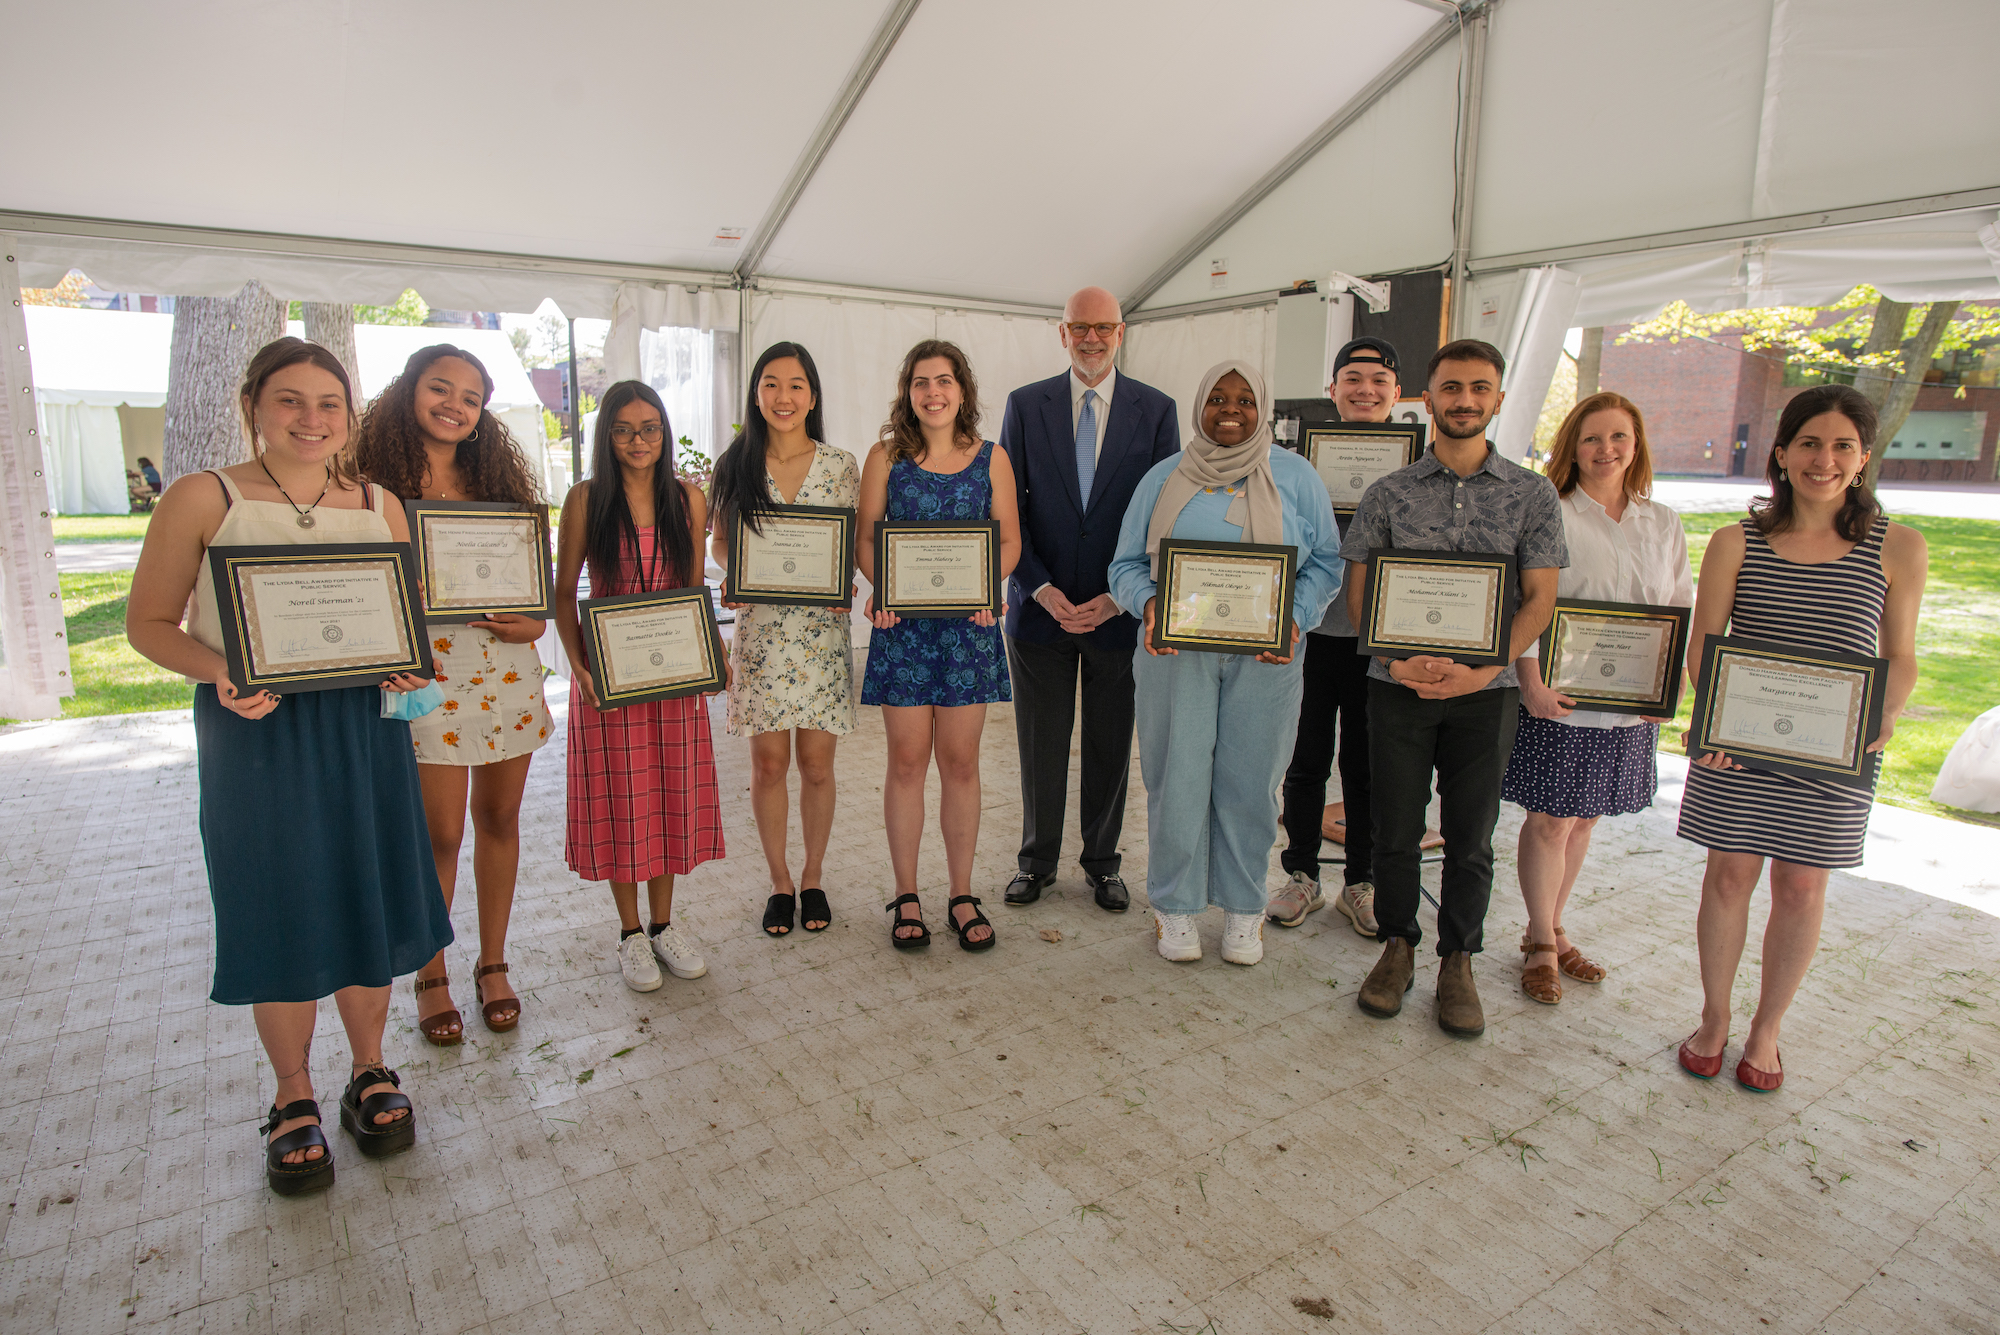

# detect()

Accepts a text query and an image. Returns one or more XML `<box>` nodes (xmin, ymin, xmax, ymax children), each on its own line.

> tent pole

<box><xmin>568</xmin><ymin>318</ymin><xmax>581</xmax><ymax>483</ymax></box>
<box><xmin>1447</xmin><ymin>2</ymin><xmax>1491</xmax><ymax>339</ymax></box>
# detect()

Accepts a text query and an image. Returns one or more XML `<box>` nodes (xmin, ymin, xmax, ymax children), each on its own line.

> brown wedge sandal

<box><xmin>474</xmin><ymin>962</ymin><xmax>520</xmax><ymax>1033</ymax></box>
<box><xmin>414</xmin><ymin>973</ymin><xmax>463</xmax><ymax>1045</ymax></box>
<box><xmin>1553</xmin><ymin>927</ymin><xmax>1607</xmax><ymax>984</ymax></box>
<box><xmin>1519</xmin><ymin>940</ymin><xmax>1563</xmax><ymax>1005</ymax></box>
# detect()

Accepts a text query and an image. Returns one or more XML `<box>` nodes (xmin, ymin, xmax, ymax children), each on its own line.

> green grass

<box><xmin>56</xmin><ymin>571</ymin><xmax>194</xmax><ymax>719</ymax></box>
<box><xmin>53</xmin><ymin>514</ymin><xmax>152</xmax><ymax>543</ymax></box>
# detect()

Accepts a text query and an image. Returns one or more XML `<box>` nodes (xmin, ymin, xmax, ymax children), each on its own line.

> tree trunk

<box><xmin>161</xmin><ymin>281</ymin><xmax>285</xmax><ymax>486</ymax></box>
<box><xmin>1574</xmin><ymin>326</ymin><xmax>1603</xmax><ymax>399</ymax></box>
<box><xmin>1851</xmin><ymin>296</ymin><xmax>1911</xmax><ymax>412</ymax></box>
<box><xmin>1854</xmin><ymin>298</ymin><xmax>1957</xmax><ymax>486</ymax></box>
<box><xmin>302</xmin><ymin>302</ymin><xmax>360</xmax><ymax>399</ymax></box>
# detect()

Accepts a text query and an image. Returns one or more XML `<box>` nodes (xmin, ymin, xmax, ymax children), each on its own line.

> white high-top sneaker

<box><xmin>1221</xmin><ymin>912</ymin><xmax>1265</xmax><ymax>965</ymax></box>
<box><xmin>1155</xmin><ymin>912</ymin><xmax>1202</xmax><ymax>962</ymax></box>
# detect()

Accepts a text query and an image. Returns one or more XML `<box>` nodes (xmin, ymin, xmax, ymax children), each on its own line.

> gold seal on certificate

<box><xmin>1690</xmin><ymin>636</ymin><xmax>1886</xmax><ymax>789</ymax></box>
<box><xmin>208</xmin><ymin>543</ymin><xmax>434</xmax><ymax>694</ymax></box>
<box><xmin>1151</xmin><ymin>538</ymin><xmax>1298</xmax><ymax>656</ymax></box>
<box><xmin>579</xmin><ymin>586</ymin><xmax>727</xmax><ymax>707</ymax></box>
<box><xmin>1537</xmin><ymin>599</ymin><xmax>1691</xmax><ymax>715</ymax></box>
<box><xmin>874</xmin><ymin>520</ymin><xmax>1000</xmax><ymax>617</ymax></box>
<box><xmin>1303</xmin><ymin>421</ymin><xmax>1424</xmax><ymax>514</ymax></box>
<box><xmin>723</xmin><ymin>504</ymin><xmax>855</xmax><ymax>607</ymax></box>
<box><xmin>403</xmin><ymin>500</ymin><xmax>553</xmax><ymax>622</ymax></box>
<box><xmin>1359</xmin><ymin>548</ymin><xmax>1516</xmax><ymax>666</ymax></box>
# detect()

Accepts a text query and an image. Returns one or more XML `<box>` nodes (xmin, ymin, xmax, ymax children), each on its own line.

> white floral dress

<box><xmin>410</xmin><ymin>630</ymin><xmax>554</xmax><ymax>764</ymax></box>
<box><xmin>726</xmin><ymin>442</ymin><xmax>860</xmax><ymax>737</ymax></box>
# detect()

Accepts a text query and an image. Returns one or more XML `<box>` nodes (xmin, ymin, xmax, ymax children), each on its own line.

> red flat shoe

<box><xmin>1677</xmin><ymin>1034</ymin><xmax>1724</xmax><ymax>1079</ymax></box>
<box><xmin>1736</xmin><ymin>1052</ymin><xmax>1783</xmax><ymax>1093</ymax></box>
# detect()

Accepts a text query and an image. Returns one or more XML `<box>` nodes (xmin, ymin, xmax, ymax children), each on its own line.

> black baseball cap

<box><xmin>1331</xmin><ymin>337</ymin><xmax>1401</xmax><ymax>378</ymax></box>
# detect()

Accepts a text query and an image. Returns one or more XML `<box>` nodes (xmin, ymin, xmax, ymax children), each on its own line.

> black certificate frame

<box><xmin>723</xmin><ymin>503</ymin><xmax>856</xmax><ymax>607</ymax></box>
<box><xmin>1359</xmin><ymin>547</ymin><xmax>1517</xmax><ymax>666</ymax></box>
<box><xmin>1302</xmin><ymin>420</ymin><xmax>1426</xmax><ymax>515</ymax></box>
<box><xmin>402</xmin><ymin>499</ymin><xmax>554</xmax><ymax>623</ymax></box>
<box><xmin>1537</xmin><ymin>598</ymin><xmax>1692</xmax><ymax>716</ymax></box>
<box><xmin>1689</xmin><ymin>635</ymin><xmax>1887</xmax><ymax>790</ymax></box>
<box><xmin>208</xmin><ymin>542</ymin><xmax>433</xmax><ymax>696</ymax></box>
<box><xmin>873</xmin><ymin>520</ymin><xmax>1001</xmax><ymax>618</ymax></box>
<box><xmin>579</xmin><ymin>585</ymin><xmax>728</xmax><ymax>708</ymax></box>
<box><xmin>1150</xmin><ymin>538</ymin><xmax>1298</xmax><ymax>656</ymax></box>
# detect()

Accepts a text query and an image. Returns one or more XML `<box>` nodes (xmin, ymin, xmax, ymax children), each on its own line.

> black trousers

<box><xmin>1006</xmin><ymin>632</ymin><xmax>1134</xmax><ymax>877</ymax></box>
<box><xmin>1367</xmin><ymin>677</ymin><xmax>1520</xmax><ymax>956</ymax></box>
<box><xmin>1279</xmin><ymin>632</ymin><xmax>1373</xmax><ymax>884</ymax></box>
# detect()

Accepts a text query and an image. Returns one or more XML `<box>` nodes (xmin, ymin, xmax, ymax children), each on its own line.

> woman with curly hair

<box><xmin>355</xmin><ymin>344</ymin><xmax>552</xmax><ymax>1042</ymax></box>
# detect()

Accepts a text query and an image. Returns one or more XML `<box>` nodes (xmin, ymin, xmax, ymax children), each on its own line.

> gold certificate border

<box><xmin>1160</xmin><ymin>548</ymin><xmax>1291</xmax><ymax>649</ymax></box>
<box><xmin>1701</xmin><ymin>648</ymin><xmax>1874</xmax><ymax>776</ymax></box>
<box><xmin>1366</xmin><ymin>556</ymin><xmax>1505</xmax><ymax>657</ymax></box>
<box><xmin>877</xmin><ymin>523</ymin><xmax>998</xmax><ymax>614</ymax></box>
<box><xmin>416</xmin><ymin>512</ymin><xmax>547</xmax><ymax>611</ymax></box>
<box><xmin>593</xmin><ymin>601</ymin><xmax>717</xmax><ymax>698</ymax></box>
<box><xmin>1153</xmin><ymin>539</ymin><xmax>1297</xmax><ymax>655</ymax></box>
<box><xmin>1547</xmin><ymin>606</ymin><xmax>1673</xmax><ymax>702</ymax></box>
<box><xmin>216</xmin><ymin>546</ymin><xmax>429</xmax><ymax>692</ymax></box>
<box><xmin>404</xmin><ymin>500</ymin><xmax>553</xmax><ymax>620</ymax></box>
<box><xmin>727</xmin><ymin>507</ymin><xmax>853</xmax><ymax>601</ymax></box>
<box><xmin>583</xmin><ymin>587</ymin><xmax>726</xmax><ymax>708</ymax></box>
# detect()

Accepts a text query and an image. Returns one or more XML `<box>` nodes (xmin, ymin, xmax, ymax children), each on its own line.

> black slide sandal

<box><xmin>340</xmin><ymin>1065</ymin><xmax>415</xmax><ymax>1158</ymax></box>
<box><xmin>763</xmin><ymin>893</ymin><xmax>796</xmax><ymax>936</ymax></box>
<box><xmin>885</xmin><ymin>893</ymin><xmax>930</xmax><ymax>949</ymax></box>
<box><xmin>800</xmin><ymin>888</ymin><xmax>832</xmax><ymax>932</ymax></box>
<box><xmin>262</xmin><ymin>1098</ymin><xmax>334</xmax><ymax>1196</ymax></box>
<box><xmin>947</xmin><ymin>895</ymin><xmax>997</xmax><ymax>952</ymax></box>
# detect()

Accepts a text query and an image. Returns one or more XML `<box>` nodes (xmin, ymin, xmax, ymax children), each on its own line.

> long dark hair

<box><xmin>709</xmin><ymin>341</ymin><xmax>825</xmax><ymax>536</ymax></box>
<box><xmin>585</xmin><ymin>380</ymin><xmax>697</xmax><ymax>594</ymax></box>
<box><xmin>1750</xmin><ymin>384</ymin><xmax>1882</xmax><ymax>542</ymax></box>
<box><xmin>880</xmin><ymin>339</ymin><xmax>981</xmax><ymax>465</ymax></box>
<box><xmin>355</xmin><ymin>343</ymin><xmax>540</xmax><ymax>505</ymax></box>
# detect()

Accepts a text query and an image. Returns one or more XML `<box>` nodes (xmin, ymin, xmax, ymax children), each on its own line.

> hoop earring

<box><xmin>1849</xmin><ymin>473</ymin><xmax>1864</xmax><ymax>489</ymax></box>
<box><xmin>467</xmin><ymin>427</ymin><xmax>479</xmax><ymax>443</ymax></box>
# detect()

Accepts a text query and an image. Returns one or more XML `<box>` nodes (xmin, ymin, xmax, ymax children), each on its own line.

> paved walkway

<box><xmin>1</xmin><ymin>684</ymin><xmax>1996</xmax><ymax>1333</ymax></box>
<box><xmin>1655</xmin><ymin>477</ymin><xmax>2000</xmax><ymax>521</ymax></box>
<box><xmin>54</xmin><ymin>542</ymin><xmax>145</xmax><ymax>574</ymax></box>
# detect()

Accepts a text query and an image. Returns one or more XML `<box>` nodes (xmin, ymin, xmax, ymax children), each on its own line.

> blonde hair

<box><xmin>1545</xmin><ymin>391</ymin><xmax>1652</xmax><ymax>500</ymax></box>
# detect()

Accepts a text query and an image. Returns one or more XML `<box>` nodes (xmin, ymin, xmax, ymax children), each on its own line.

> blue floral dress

<box><xmin>861</xmin><ymin>441</ymin><xmax>1012</xmax><ymax>708</ymax></box>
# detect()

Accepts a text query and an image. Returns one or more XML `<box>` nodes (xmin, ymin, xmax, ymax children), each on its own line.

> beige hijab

<box><xmin>1145</xmin><ymin>359</ymin><xmax>1285</xmax><ymax>575</ymax></box>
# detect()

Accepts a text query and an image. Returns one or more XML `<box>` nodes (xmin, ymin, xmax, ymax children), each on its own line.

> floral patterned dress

<box><xmin>726</xmin><ymin>442</ymin><xmax>861</xmax><ymax>737</ymax></box>
<box><xmin>410</xmin><ymin>631</ymin><xmax>553</xmax><ymax>764</ymax></box>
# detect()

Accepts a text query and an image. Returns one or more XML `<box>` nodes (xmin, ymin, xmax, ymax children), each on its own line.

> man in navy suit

<box><xmin>998</xmin><ymin>286</ymin><xmax>1181</xmax><ymax>912</ymax></box>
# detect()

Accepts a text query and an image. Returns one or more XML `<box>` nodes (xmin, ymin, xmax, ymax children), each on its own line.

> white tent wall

<box><xmin>1120</xmin><ymin>306</ymin><xmax>1280</xmax><ymax>431</ymax></box>
<box><xmin>36</xmin><ymin>402</ymin><xmax>127</xmax><ymax>515</ymax></box>
<box><xmin>0</xmin><ymin>244</ymin><xmax>71</xmax><ymax>718</ymax></box>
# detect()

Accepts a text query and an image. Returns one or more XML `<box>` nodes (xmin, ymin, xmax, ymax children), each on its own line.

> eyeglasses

<box><xmin>1064</xmin><ymin>322</ymin><xmax>1122</xmax><ymax>339</ymax></box>
<box><xmin>609</xmin><ymin>424</ymin><xmax>665</xmax><ymax>445</ymax></box>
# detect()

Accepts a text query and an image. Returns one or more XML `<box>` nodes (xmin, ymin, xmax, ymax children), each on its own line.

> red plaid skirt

<box><xmin>565</xmin><ymin>691</ymin><xmax>725</xmax><ymax>882</ymax></box>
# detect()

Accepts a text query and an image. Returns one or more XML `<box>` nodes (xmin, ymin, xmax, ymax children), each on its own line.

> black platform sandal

<box><xmin>885</xmin><ymin>893</ymin><xmax>930</xmax><ymax>949</ymax></box>
<box><xmin>800</xmin><ymin>888</ymin><xmax>832</xmax><ymax>933</ymax></box>
<box><xmin>947</xmin><ymin>895</ymin><xmax>996</xmax><ymax>953</ymax></box>
<box><xmin>762</xmin><ymin>893</ymin><xmax>795</xmax><ymax>936</ymax></box>
<box><xmin>261</xmin><ymin>1098</ymin><xmax>334</xmax><ymax>1196</ymax></box>
<box><xmin>339</xmin><ymin>1065</ymin><xmax>415</xmax><ymax>1158</ymax></box>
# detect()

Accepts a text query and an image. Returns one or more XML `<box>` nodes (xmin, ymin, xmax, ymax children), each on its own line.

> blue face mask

<box><xmin>381</xmin><ymin>679</ymin><xmax>446</xmax><ymax>721</ymax></box>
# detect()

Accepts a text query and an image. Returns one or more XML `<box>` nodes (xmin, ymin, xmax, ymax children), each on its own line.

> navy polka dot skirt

<box><xmin>1502</xmin><ymin>710</ymin><xmax>1659</xmax><ymax>819</ymax></box>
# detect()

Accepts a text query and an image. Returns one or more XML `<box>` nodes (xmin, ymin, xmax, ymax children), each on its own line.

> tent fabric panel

<box><xmin>1134</xmin><ymin>42</ymin><xmax>1462</xmax><ymax>312</ymax></box>
<box><xmin>21</xmin><ymin>307</ymin><xmax>173</xmax><ymax>401</ymax></box>
<box><xmin>933</xmin><ymin>309</ymin><xmax>1066</xmax><ymax>443</ymax></box>
<box><xmin>604</xmin><ymin>283</ymin><xmax>743</xmax><ymax>384</ymax></box>
<box><xmin>0</xmin><ymin>245</ymin><xmax>72</xmax><ymax>716</ymax></box>
<box><xmin>37</xmin><ymin>401</ymin><xmax>129</xmax><ymax>516</ymax></box>
<box><xmin>1119</xmin><ymin>305</ymin><xmax>1278</xmax><ymax>438</ymax></box>
<box><xmin>743</xmin><ymin>293</ymin><xmax>937</xmax><ymax>467</ymax></box>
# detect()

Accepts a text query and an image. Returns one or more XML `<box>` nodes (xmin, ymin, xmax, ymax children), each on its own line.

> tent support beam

<box><xmin>1125</xmin><ymin>291</ymin><xmax>1282</xmax><ymax>325</ymax></box>
<box><xmin>734</xmin><ymin>0</ymin><xmax>926</xmax><ymax>281</ymax></box>
<box><xmin>1121</xmin><ymin>12</ymin><xmax>1460</xmax><ymax>313</ymax></box>
<box><xmin>1446</xmin><ymin>2</ymin><xmax>1491</xmax><ymax>337</ymax></box>
<box><xmin>748</xmin><ymin>275</ymin><xmax>1059</xmax><ymax>320</ymax></box>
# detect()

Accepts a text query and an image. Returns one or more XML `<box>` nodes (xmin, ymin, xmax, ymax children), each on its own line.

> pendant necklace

<box><xmin>260</xmin><ymin>459</ymin><xmax>333</xmax><ymax>529</ymax></box>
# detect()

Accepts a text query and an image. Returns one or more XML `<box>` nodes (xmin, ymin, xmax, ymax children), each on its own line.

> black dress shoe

<box><xmin>1003</xmin><ymin>871</ymin><xmax>1054</xmax><ymax>905</ymax></box>
<box><xmin>1087</xmin><ymin>872</ymin><xmax>1130</xmax><ymax>913</ymax></box>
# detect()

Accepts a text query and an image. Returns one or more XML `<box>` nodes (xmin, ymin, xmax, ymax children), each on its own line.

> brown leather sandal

<box><xmin>474</xmin><ymin>962</ymin><xmax>520</xmax><ymax>1033</ymax></box>
<box><xmin>1519</xmin><ymin>940</ymin><xmax>1563</xmax><ymax>1005</ymax></box>
<box><xmin>414</xmin><ymin>973</ymin><xmax>462</xmax><ymax>1045</ymax></box>
<box><xmin>1553</xmin><ymin>927</ymin><xmax>1607</xmax><ymax>984</ymax></box>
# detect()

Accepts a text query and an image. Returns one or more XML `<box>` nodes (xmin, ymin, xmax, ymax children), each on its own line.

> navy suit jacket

<box><xmin>1000</xmin><ymin>370</ymin><xmax>1180</xmax><ymax>649</ymax></box>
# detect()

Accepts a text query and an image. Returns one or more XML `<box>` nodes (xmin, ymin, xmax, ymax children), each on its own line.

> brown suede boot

<box><xmin>1436</xmin><ymin>951</ymin><xmax>1485</xmax><ymax>1037</ymax></box>
<box><xmin>1357</xmin><ymin>938</ymin><xmax>1416</xmax><ymax>1018</ymax></box>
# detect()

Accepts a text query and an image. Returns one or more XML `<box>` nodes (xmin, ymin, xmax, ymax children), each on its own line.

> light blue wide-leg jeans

<box><xmin>1134</xmin><ymin>646</ymin><xmax>1306</xmax><ymax>915</ymax></box>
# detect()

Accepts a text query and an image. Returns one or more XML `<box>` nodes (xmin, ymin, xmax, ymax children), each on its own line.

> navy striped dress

<box><xmin>1677</xmin><ymin>516</ymin><xmax>1889</xmax><ymax>868</ymax></box>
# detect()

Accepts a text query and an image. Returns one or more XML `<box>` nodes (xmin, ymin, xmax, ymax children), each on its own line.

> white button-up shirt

<box><xmin>1524</xmin><ymin>487</ymin><xmax>1694</xmax><ymax>729</ymax></box>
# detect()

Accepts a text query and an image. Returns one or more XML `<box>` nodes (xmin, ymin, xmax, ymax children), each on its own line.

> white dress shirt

<box><xmin>1523</xmin><ymin>487</ymin><xmax>1694</xmax><ymax>730</ymax></box>
<box><xmin>1070</xmin><ymin>366</ymin><xmax>1116</xmax><ymax>465</ymax></box>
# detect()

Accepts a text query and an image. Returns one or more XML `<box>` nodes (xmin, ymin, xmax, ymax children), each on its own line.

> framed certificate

<box><xmin>207</xmin><ymin>543</ymin><xmax>433</xmax><ymax>695</ymax></box>
<box><xmin>874</xmin><ymin>520</ymin><xmax>1000</xmax><ymax>617</ymax></box>
<box><xmin>723</xmin><ymin>504</ymin><xmax>855</xmax><ymax>607</ymax></box>
<box><xmin>578</xmin><ymin>586</ymin><xmax>727</xmax><ymax>708</ymax></box>
<box><xmin>1537</xmin><ymin>599</ymin><xmax>1691</xmax><ymax>715</ymax></box>
<box><xmin>402</xmin><ymin>500</ymin><xmax>553</xmax><ymax>623</ymax></box>
<box><xmin>1689</xmin><ymin>636</ymin><xmax>1886</xmax><ymax>790</ymax></box>
<box><xmin>1359</xmin><ymin>548</ymin><xmax>1516</xmax><ymax>666</ymax></box>
<box><xmin>1303</xmin><ymin>421</ymin><xmax>1425</xmax><ymax>514</ymax></box>
<box><xmin>1151</xmin><ymin>539</ymin><xmax>1298</xmax><ymax>656</ymax></box>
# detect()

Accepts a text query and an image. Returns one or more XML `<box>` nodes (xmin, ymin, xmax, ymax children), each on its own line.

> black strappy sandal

<box><xmin>947</xmin><ymin>895</ymin><xmax>996</xmax><ymax>953</ymax></box>
<box><xmin>799</xmin><ymin>888</ymin><xmax>832</xmax><ymax>933</ymax></box>
<box><xmin>885</xmin><ymin>893</ymin><xmax>930</xmax><ymax>949</ymax></box>
<box><xmin>763</xmin><ymin>893</ymin><xmax>795</xmax><ymax>936</ymax></box>
<box><xmin>261</xmin><ymin>1098</ymin><xmax>334</xmax><ymax>1196</ymax></box>
<box><xmin>339</xmin><ymin>1065</ymin><xmax>416</xmax><ymax>1158</ymax></box>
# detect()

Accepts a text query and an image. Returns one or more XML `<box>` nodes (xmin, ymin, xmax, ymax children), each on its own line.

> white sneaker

<box><xmin>1335</xmin><ymin>882</ymin><xmax>1380</xmax><ymax>937</ymax></box>
<box><xmin>649</xmin><ymin>921</ymin><xmax>709</xmax><ymax>979</ymax></box>
<box><xmin>618</xmin><ymin>932</ymin><xmax>663</xmax><ymax>992</ymax></box>
<box><xmin>1221</xmin><ymin>912</ymin><xmax>1265</xmax><ymax>965</ymax></box>
<box><xmin>1155</xmin><ymin>912</ymin><xmax>1202</xmax><ymax>962</ymax></box>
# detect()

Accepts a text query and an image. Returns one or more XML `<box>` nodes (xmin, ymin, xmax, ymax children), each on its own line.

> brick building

<box><xmin>1599</xmin><ymin>328</ymin><xmax>2000</xmax><ymax>481</ymax></box>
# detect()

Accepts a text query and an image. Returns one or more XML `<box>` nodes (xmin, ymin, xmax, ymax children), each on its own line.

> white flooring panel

<box><xmin>1</xmin><ymin>683</ymin><xmax>1996</xmax><ymax>1334</ymax></box>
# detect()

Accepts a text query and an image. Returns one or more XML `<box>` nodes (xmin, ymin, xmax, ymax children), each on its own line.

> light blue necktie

<box><xmin>1075</xmin><ymin>388</ymin><xmax>1098</xmax><ymax>507</ymax></box>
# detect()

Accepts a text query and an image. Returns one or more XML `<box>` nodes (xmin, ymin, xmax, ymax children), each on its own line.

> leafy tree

<box><xmin>354</xmin><ymin>289</ymin><xmax>429</xmax><ymax>326</ymax></box>
<box><xmin>20</xmin><ymin>270</ymin><xmax>90</xmax><ymax>306</ymax></box>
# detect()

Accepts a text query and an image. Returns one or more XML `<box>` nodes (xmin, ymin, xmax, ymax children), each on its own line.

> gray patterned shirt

<box><xmin>1339</xmin><ymin>444</ymin><xmax>1568</xmax><ymax>689</ymax></box>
